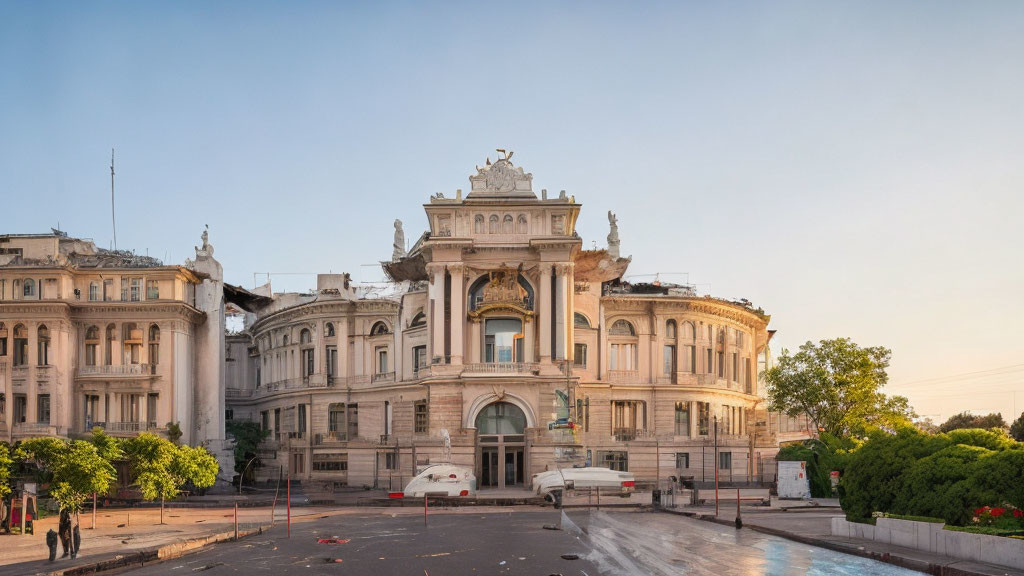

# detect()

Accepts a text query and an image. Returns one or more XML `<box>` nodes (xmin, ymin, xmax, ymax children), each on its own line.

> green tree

<box><xmin>938</xmin><ymin>412</ymin><xmax>1007</xmax><ymax>433</ymax></box>
<box><xmin>226</xmin><ymin>420</ymin><xmax>269</xmax><ymax>477</ymax></box>
<box><xmin>16</xmin><ymin>437</ymin><xmax>117</xmax><ymax>513</ymax></box>
<box><xmin>0</xmin><ymin>442</ymin><xmax>13</xmax><ymax>499</ymax></box>
<box><xmin>1010</xmin><ymin>412</ymin><xmax>1024</xmax><ymax>442</ymax></box>
<box><xmin>764</xmin><ymin>338</ymin><xmax>915</xmax><ymax>437</ymax></box>
<box><xmin>123</xmin><ymin>433</ymin><xmax>218</xmax><ymax>501</ymax></box>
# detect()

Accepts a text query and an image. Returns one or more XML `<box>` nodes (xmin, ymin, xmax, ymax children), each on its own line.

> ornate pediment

<box><xmin>468</xmin><ymin>151</ymin><xmax>535</xmax><ymax>198</ymax></box>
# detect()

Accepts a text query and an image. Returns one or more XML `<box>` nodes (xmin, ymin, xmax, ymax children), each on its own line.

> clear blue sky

<box><xmin>2</xmin><ymin>1</ymin><xmax>1023</xmax><ymax>422</ymax></box>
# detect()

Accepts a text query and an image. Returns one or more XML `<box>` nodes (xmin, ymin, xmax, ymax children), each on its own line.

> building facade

<box><xmin>225</xmin><ymin>154</ymin><xmax>779</xmax><ymax>489</ymax></box>
<box><xmin>0</xmin><ymin>230</ymin><xmax>232</xmax><ymax>474</ymax></box>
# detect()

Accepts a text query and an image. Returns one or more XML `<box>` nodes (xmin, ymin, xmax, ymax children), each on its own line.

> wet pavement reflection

<box><xmin>564</xmin><ymin>510</ymin><xmax>923</xmax><ymax>576</ymax></box>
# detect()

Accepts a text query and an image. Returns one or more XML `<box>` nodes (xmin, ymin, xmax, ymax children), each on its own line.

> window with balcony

<box><xmin>14</xmin><ymin>395</ymin><xmax>27</xmax><ymax>423</ymax></box>
<box><xmin>674</xmin><ymin>402</ymin><xmax>690</xmax><ymax>436</ymax></box>
<box><xmin>484</xmin><ymin>318</ymin><xmax>522</xmax><ymax>363</ymax></box>
<box><xmin>297</xmin><ymin>404</ymin><xmax>307</xmax><ymax>434</ymax></box>
<box><xmin>302</xmin><ymin>349</ymin><xmax>314</xmax><ymax>378</ymax></box>
<box><xmin>376</xmin><ymin>347</ymin><xmax>388</xmax><ymax>374</ymax></box>
<box><xmin>414</xmin><ymin>400</ymin><xmax>428</xmax><ymax>433</ymax></box>
<box><xmin>146</xmin><ymin>280</ymin><xmax>159</xmax><ymax>300</ymax></box>
<box><xmin>664</xmin><ymin>345</ymin><xmax>676</xmax><ymax>376</ymax></box>
<box><xmin>123</xmin><ymin>323</ymin><xmax>142</xmax><ymax>365</ymax></box>
<box><xmin>313</xmin><ymin>454</ymin><xmax>348</xmax><ymax>472</ymax></box>
<box><xmin>147</xmin><ymin>393</ymin><xmax>158</xmax><ymax>427</ymax></box>
<box><xmin>608</xmin><ymin>343</ymin><xmax>636</xmax><ymax>370</ymax></box>
<box><xmin>89</xmin><ymin>282</ymin><xmax>99</xmax><ymax>301</ymax></box>
<box><xmin>611</xmin><ymin>400</ymin><xmax>645</xmax><ymax>440</ymax></box>
<box><xmin>326</xmin><ymin>346</ymin><xmax>337</xmax><ymax>380</ymax></box>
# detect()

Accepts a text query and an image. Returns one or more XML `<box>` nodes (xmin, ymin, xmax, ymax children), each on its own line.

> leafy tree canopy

<box><xmin>938</xmin><ymin>411</ymin><xmax>1008</xmax><ymax>434</ymax></box>
<box><xmin>15</xmin><ymin>437</ymin><xmax>116</xmax><ymax>513</ymax></box>
<box><xmin>226</xmin><ymin>420</ymin><xmax>269</xmax><ymax>475</ymax></box>
<box><xmin>0</xmin><ymin>442</ymin><xmax>13</xmax><ymax>498</ymax></box>
<box><xmin>122</xmin><ymin>433</ymin><xmax>218</xmax><ymax>501</ymax></box>
<box><xmin>764</xmin><ymin>338</ymin><xmax>915</xmax><ymax>437</ymax></box>
<box><xmin>1011</xmin><ymin>412</ymin><xmax>1024</xmax><ymax>442</ymax></box>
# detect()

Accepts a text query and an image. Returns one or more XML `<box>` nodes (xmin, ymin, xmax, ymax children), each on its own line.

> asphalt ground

<box><xmin>123</xmin><ymin>508</ymin><xmax>602</xmax><ymax>575</ymax></box>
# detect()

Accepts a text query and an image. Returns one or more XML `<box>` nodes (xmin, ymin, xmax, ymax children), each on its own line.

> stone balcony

<box><xmin>13</xmin><ymin>423</ymin><xmax>64</xmax><ymax>437</ymax></box>
<box><xmin>77</xmin><ymin>364</ymin><xmax>156</xmax><ymax>378</ymax></box>
<box><xmin>606</xmin><ymin>370</ymin><xmax>641</xmax><ymax>384</ymax></box>
<box><xmin>371</xmin><ymin>371</ymin><xmax>396</xmax><ymax>383</ymax></box>
<box><xmin>461</xmin><ymin>363</ymin><xmax>540</xmax><ymax>376</ymax></box>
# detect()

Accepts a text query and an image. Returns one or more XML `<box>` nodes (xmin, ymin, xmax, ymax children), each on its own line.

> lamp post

<box><xmin>714</xmin><ymin>414</ymin><xmax>719</xmax><ymax>517</ymax></box>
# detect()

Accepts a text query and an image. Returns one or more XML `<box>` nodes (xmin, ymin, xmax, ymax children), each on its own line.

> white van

<box><xmin>390</xmin><ymin>464</ymin><xmax>477</xmax><ymax>498</ymax></box>
<box><xmin>532</xmin><ymin>467</ymin><xmax>636</xmax><ymax>500</ymax></box>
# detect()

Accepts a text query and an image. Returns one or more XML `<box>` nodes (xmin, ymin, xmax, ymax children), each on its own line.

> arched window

<box><xmin>573</xmin><ymin>313</ymin><xmax>591</xmax><ymax>329</ymax></box>
<box><xmin>325</xmin><ymin>323</ymin><xmax>335</xmax><ymax>337</ymax></box>
<box><xmin>474</xmin><ymin>214</ymin><xmax>485</xmax><ymax>234</ymax></box>
<box><xmin>300</xmin><ymin>328</ymin><xmax>312</xmax><ymax>344</ymax></box>
<box><xmin>89</xmin><ymin>281</ymin><xmax>99</xmax><ymax>301</ymax></box>
<box><xmin>282</xmin><ymin>334</ymin><xmax>289</xmax><ymax>346</ymax></box>
<box><xmin>475</xmin><ymin>402</ymin><xmax>527</xmax><ymax>434</ymax></box>
<box><xmin>370</xmin><ymin>321</ymin><xmax>390</xmax><ymax>336</ymax></box>
<box><xmin>502</xmin><ymin>214</ymin><xmax>514</xmax><ymax>234</ymax></box>
<box><xmin>12</xmin><ymin>324</ymin><xmax>28</xmax><ymax>366</ymax></box>
<box><xmin>681</xmin><ymin>321</ymin><xmax>695</xmax><ymax>340</ymax></box>
<box><xmin>516</xmin><ymin>214</ymin><xmax>528</xmax><ymax>234</ymax></box>
<box><xmin>149</xmin><ymin>324</ymin><xmax>160</xmax><ymax>365</ymax></box>
<box><xmin>665</xmin><ymin>320</ymin><xmax>677</xmax><ymax>339</ymax></box>
<box><xmin>37</xmin><ymin>325</ymin><xmax>50</xmax><ymax>366</ymax></box>
<box><xmin>23</xmin><ymin>279</ymin><xmax>35</xmax><ymax>297</ymax></box>
<box><xmin>409</xmin><ymin>311</ymin><xmax>426</xmax><ymax>328</ymax></box>
<box><xmin>488</xmin><ymin>215</ymin><xmax>499</xmax><ymax>234</ymax></box>
<box><xmin>85</xmin><ymin>325</ymin><xmax>100</xmax><ymax>366</ymax></box>
<box><xmin>610</xmin><ymin>320</ymin><xmax>636</xmax><ymax>336</ymax></box>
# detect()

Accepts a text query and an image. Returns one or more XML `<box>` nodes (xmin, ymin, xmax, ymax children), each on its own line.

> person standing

<box><xmin>58</xmin><ymin>509</ymin><xmax>72</xmax><ymax>558</ymax></box>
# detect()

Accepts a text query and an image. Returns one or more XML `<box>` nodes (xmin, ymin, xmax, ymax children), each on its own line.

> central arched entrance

<box><xmin>475</xmin><ymin>402</ymin><xmax>527</xmax><ymax>489</ymax></box>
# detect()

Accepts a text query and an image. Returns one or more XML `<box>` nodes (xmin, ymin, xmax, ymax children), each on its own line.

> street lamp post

<box><xmin>714</xmin><ymin>414</ymin><xmax>719</xmax><ymax>517</ymax></box>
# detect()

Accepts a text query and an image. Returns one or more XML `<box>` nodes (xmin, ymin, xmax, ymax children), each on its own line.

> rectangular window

<box><xmin>575</xmin><ymin>397</ymin><xmax>590</xmax><ymax>432</ymax></box>
<box><xmin>328</xmin><ymin>404</ymin><xmax>346</xmax><ymax>438</ymax></box>
<box><xmin>0</xmin><ymin>279</ymin><xmax>4</xmax><ymax>300</ymax></box>
<box><xmin>706</xmin><ymin>348</ymin><xmax>713</xmax><ymax>374</ymax></box>
<box><xmin>38</xmin><ymin>394</ymin><xmax>51</xmax><ymax>424</ymax></box>
<box><xmin>274</xmin><ymin>408</ymin><xmax>281</xmax><ymax>434</ymax></box>
<box><xmin>717</xmin><ymin>352</ymin><xmax>724</xmax><ymax>377</ymax></box>
<box><xmin>225</xmin><ymin>409</ymin><xmax>234</xmax><ymax>421</ymax></box>
<box><xmin>313</xmin><ymin>454</ymin><xmax>348</xmax><ymax>472</ymax></box>
<box><xmin>130</xmin><ymin>277</ymin><xmax>142</xmax><ymax>301</ymax></box>
<box><xmin>611</xmin><ymin>400</ymin><xmax>645</xmax><ymax>440</ymax></box>
<box><xmin>675</xmin><ymin>452</ymin><xmax>690</xmax><ymax>469</ymax></box>
<box><xmin>413</xmin><ymin>345</ymin><xmax>426</xmax><ymax>373</ymax></box>
<box><xmin>146</xmin><ymin>280</ymin><xmax>159</xmax><ymax>300</ymax></box>
<box><xmin>347</xmin><ymin>404</ymin><xmax>359</xmax><ymax>440</ymax></box>
<box><xmin>0</xmin><ymin>393</ymin><xmax>4</xmax><ymax>421</ymax></box>
<box><xmin>609</xmin><ymin>344</ymin><xmax>619</xmax><ymax>370</ymax></box>
<box><xmin>745</xmin><ymin>358</ymin><xmax>753</xmax><ymax>393</ymax></box>
<box><xmin>103</xmin><ymin>279</ymin><xmax>114</xmax><ymax>301</ymax></box>
<box><xmin>719</xmin><ymin>451</ymin><xmax>732</xmax><ymax>470</ymax></box>
<box><xmin>698</xmin><ymin>402</ymin><xmax>710</xmax><ymax>435</ymax></box>
<box><xmin>597</xmin><ymin>450</ymin><xmax>628</xmax><ymax>472</ymax></box>
<box><xmin>573</xmin><ymin>343</ymin><xmax>587</xmax><ymax>367</ymax></box>
<box><xmin>88</xmin><ymin>283</ymin><xmax>99</xmax><ymax>301</ymax></box>
<box><xmin>14</xmin><ymin>395</ymin><xmax>27</xmax><ymax>423</ymax></box>
<box><xmin>732</xmin><ymin>353</ymin><xmax>738</xmax><ymax>381</ymax></box>
<box><xmin>121</xmin><ymin>277</ymin><xmax>129</xmax><ymax>301</ymax></box>
<box><xmin>147</xmin><ymin>393</ymin><xmax>158</xmax><ymax>426</ymax></box>
<box><xmin>298</xmin><ymin>404</ymin><xmax>307</xmax><ymax>433</ymax></box>
<box><xmin>260</xmin><ymin>410</ymin><xmax>269</xmax><ymax>431</ymax></box>
<box><xmin>326</xmin><ymin>346</ymin><xmax>337</xmax><ymax>379</ymax></box>
<box><xmin>414</xmin><ymin>400</ymin><xmax>428</xmax><ymax>433</ymax></box>
<box><xmin>292</xmin><ymin>453</ymin><xmax>304</xmax><ymax>474</ymax></box>
<box><xmin>674</xmin><ymin>402</ymin><xmax>690</xmax><ymax>436</ymax></box>
<box><xmin>384</xmin><ymin>452</ymin><xmax>398</xmax><ymax>470</ymax></box>
<box><xmin>664</xmin><ymin>345</ymin><xmax>676</xmax><ymax>376</ymax></box>
<box><xmin>689</xmin><ymin>346</ymin><xmax>696</xmax><ymax>374</ymax></box>
<box><xmin>302</xmin><ymin>349</ymin><xmax>314</xmax><ymax>377</ymax></box>
<box><xmin>376</xmin><ymin>348</ymin><xmax>388</xmax><ymax>374</ymax></box>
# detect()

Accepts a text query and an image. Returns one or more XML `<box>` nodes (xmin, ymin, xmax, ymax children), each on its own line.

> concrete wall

<box><xmin>831</xmin><ymin>517</ymin><xmax>1024</xmax><ymax>570</ymax></box>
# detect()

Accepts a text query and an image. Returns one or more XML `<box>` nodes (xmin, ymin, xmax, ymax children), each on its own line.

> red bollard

<box><xmin>287</xmin><ymin>478</ymin><xmax>291</xmax><ymax>539</ymax></box>
<box><xmin>424</xmin><ymin>495</ymin><xmax>428</xmax><ymax>526</ymax></box>
<box><xmin>234</xmin><ymin>503</ymin><xmax>239</xmax><ymax>540</ymax></box>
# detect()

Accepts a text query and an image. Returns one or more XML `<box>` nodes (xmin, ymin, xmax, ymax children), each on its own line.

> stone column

<box><xmin>449</xmin><ymin>265</ymin><xmax>464</xmax><ymax>365</ymax></box>
<box><xmin>538</xmin><ymin>265</ymin><xmax>552</xmax><ymax>362</ymax></box>
<box><xmin>26</xmin><ymin>321</ymin><xmax>37</xmax><ymax>423</ymax></box>
<box><xmin>428</xmin><ymin>264</ymin><xmax>445</xmax><ymax>362</ymax></box>
<box><xmin>523</xmin><ymin>318</ymin><xmax>534</xmax><ymax>363</ymax></box>
<box><xmin>315</xmin><ymin>321</ymin><xmax>325</xmax><ymax>375</ymax></box>
<box><xmin>338</xmin><ymin>316</ymin><xmax>350</xmax><ymax>380</ymax></box>
<box><xmin>469</xmin><ymin>320</ymin><xmax>481</xmax><ymax>364</ymax></box>
<box><xmin>554</xmin><ymin>264</ymin><xmax>567</xmax><ymax>361</ymax></box>
<box><xmin>353</xmin><ymin>319</ymin><xmax>364</xmax><ymax>377</ymax></box>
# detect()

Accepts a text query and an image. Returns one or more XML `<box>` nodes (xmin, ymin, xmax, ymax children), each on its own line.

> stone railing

<box><xmin>462</xmin><ymin>363</ymin><xmax>540</xmax><ymax>376</ymax></box>
<box><xmin>35</xmin><ymin>365</ymin><xmax>56</xmax><ymax>380</ymax></box>
<box><xmin>612</xmin><ymin>427</ymin><xmax>651</xmax><ymax>442</ymax></box>
<box><xmin>226</xmin><ymin>388</ymin><xmax>255</xmax><ymax>399</ymax></box>
<box><xmin>14</xmin><ymin>423</ymin><xmax>62</xmax><ymax>436</ymax></box>
<box><xmin>607</xmin><ymin>370</ymin><xmax>641</xmax><ymax>384</ymax></box>
<box><xmin>78</xmin><ymin>364</ymin><xmax>155</xmax><ymax>377</ymax></box>
<box><xmin>106</xmin><ymin>421</ymin><xmax>143</xmax><ymax>433</ymax></box>
<box><xmin>371</xmin><ymin>371</ymin><xmax>395</xmax><ymax>383</ymax></box>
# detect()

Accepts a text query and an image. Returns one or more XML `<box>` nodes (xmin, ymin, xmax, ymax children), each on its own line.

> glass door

<box><xmin>481</xmin><ymin>447</ymin><xmax>499</xmax><ymax>488</ymax></box>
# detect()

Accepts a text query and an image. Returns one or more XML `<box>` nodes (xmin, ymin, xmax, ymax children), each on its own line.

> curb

<box><xmin>655</xmin><ymin>507</ymin><xmax>1003</xmax><ymax>576</ymax></box>
<box><xmin>40</xmin><ymin>526</ymin><xmax>269</xmax><ymax>576</ymax></box>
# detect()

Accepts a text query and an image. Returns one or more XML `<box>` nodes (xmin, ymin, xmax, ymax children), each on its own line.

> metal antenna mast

<box><xmin>110</xmin><ymin>148</ymin><xmax>118</xmax><ymax>251</ymax></box>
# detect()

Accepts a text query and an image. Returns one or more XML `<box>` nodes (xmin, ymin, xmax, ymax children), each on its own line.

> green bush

<box><xmin>841</xmin><ymin>426</ymin><xmax>1024</xmax><ymax>525</ymax></box>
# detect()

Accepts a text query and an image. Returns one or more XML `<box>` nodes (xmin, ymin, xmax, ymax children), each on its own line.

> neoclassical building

<box><xmin>225</xmin><ymin>153</ymin><xmax>778</xmax><ymax>489</ymax></box>
<box><xmin>0</xmin><ymin>230</ymin><xmax>232</xmax><ymax>474</ymax></box>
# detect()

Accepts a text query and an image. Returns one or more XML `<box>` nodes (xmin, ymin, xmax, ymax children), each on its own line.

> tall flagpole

<box><xmin>110</xmin><ymin>148</ymin><xmax>117</xmax><ymax>251</ymax></box>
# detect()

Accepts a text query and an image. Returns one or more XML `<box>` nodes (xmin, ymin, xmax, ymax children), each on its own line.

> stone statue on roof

<box><xmin>195</xmin><ymin>224</ymin><xmax>213</xmax><ymax>258</ymax></box>
<box><xmin>392</xmin><ymin>219</ymin><xmax>406</xmax><ymax>261</ymax></box>
<box><xmin>607</xmin><ymin>211</ymin><xmax>620</xmax><ymax>259</ymax></box>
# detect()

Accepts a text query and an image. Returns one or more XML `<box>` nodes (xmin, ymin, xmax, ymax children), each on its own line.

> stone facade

<box><xmin>0</xmin><ymin>229</ymin><xmax>233</xmax><ymax>477</ymax></box>
<box><xmin>225</xmin><ymin>153</ymin><xmax>782</xmax><ymax>490</ymax></box>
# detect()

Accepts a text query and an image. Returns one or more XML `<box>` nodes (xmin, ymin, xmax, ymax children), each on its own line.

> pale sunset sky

<box><xmin>2</xmin><ymin>1</ymin><xmax>1022</xmax><ymax>423</ymax></box>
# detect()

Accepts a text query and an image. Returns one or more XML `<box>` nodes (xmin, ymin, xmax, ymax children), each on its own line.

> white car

<box><xmin>391</xmin><ymin>464</ymin><xmax>477</xmax><ymax>498</ymax></box>
<box><xmin>533</xmin><ymin>467</ymin><xmax>636</xmax><ymax>500</ymax></box>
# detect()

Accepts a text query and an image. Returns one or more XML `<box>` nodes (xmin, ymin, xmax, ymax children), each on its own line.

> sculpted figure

<box><xmin>607</xmin><ymin>211</ymin><xmax>621</xmax><ymax>259</ymax></box>
<box><xmin>392</xmin><ymin>219</ymin><xmax>406</xmax><ymax>261</ymax></box>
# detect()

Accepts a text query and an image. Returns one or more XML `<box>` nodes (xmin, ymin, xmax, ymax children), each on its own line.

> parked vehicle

<box><xmin>532</xmin><ymin>467</ymin><xmax>636</xmax><ymax>501</ymax></box>
<box><xmin>390</xmin><ymin>464</ymin><xmax>477</xmax><ymax>498</ymax></box>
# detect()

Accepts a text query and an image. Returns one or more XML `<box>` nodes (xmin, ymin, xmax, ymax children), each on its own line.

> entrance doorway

<box><xmin>475</xmin><ymin>402</ymin><xmax>527</xmax><ymax>489</ymax></box>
